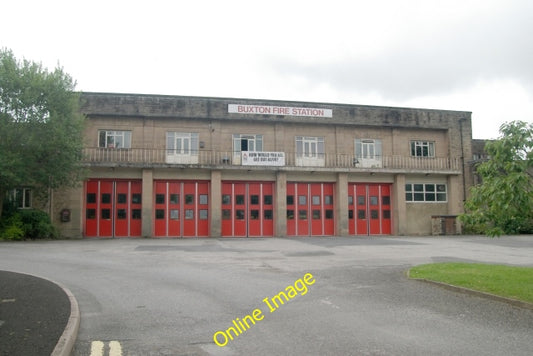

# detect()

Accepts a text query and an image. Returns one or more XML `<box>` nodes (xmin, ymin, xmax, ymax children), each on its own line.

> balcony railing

<box><xmin>82</xmin><ymin>148</ymin><xmax>462</xmax><ymax>172</ymax></box>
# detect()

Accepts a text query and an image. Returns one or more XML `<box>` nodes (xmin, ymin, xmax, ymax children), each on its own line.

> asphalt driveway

<box><xmin>0</xmin><ymin>271</ymin><xmax>70</xmax><ymax>356</ymax></box>
<box><xmin>0</xmin><ymin>235</ymin><xmax>532</xmax><ymax>355</ymax></box>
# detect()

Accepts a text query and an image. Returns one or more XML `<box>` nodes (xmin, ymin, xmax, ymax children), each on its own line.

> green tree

<box><xmin>460</xmin><ymin>120</ymin><xmax>533</xmax><ymax>236</ymax></box>
<box><xmin>0</xmin><ymin>49</ymin><xmax>85</xmax><ymax>218</ymax></box>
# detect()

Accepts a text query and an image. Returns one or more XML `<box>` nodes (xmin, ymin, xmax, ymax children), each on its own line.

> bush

<box><xmin>0</xmin><ymin>214</ymin><xmax>24</xmax><ymax>240</ymax></box>
<box><xmin>18</xmin><ymin>209</ymin><xmax>58</xmax><ymax>239</ymax></box>
<box><xmin>0</xmin><ymin>208</ymin><xmax>58</xmax><ymax>240</ymax></box>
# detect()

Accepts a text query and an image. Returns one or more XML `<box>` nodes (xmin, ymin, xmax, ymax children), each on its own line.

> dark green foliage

<box><xmin>18</xmin><ymin>209</ymin><xmax>58</xmax><ymax>239</ymax></box>
<box><xmin>0</xmin><ymin>213</ymin><xmax>24</xmax><ymax>240</ymax></box>
<box><xmin>460</xmin><ymin>121</ymin><xmax>533</xmax><ymax>236</ymax></box>
<box><xmin>0</xmin><ymin>201</ymin><xmax>58</xmax><ymax>240</ymax></box>
<box><xmin>0</xmin><ymin>48</ymin><xmax>86</xmax><ymax>218</ymax></box>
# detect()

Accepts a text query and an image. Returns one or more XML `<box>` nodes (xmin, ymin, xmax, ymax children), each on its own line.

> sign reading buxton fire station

<box><xmin>228</xmin><ymin>104</ymin><xmax>332</xmax><ymax>118</ymax></box>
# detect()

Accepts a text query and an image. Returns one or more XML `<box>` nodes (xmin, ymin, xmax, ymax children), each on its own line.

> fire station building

<box><xmin>53</xmin><ymin>92</ymin><xmax>472</xmax><ymax>238</ymax></box>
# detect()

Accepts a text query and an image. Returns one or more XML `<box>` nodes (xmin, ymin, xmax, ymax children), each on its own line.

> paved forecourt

<box><xmin>0</xmin><ymin>235</ymin><xmax>531</xmax><ymax>355</ymax></box>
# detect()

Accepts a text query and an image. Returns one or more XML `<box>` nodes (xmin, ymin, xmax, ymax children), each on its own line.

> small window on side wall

<box><xmin>11</xmin><ymin>188</ymin><xmax>32</xmax><ymax>209</ymax></box>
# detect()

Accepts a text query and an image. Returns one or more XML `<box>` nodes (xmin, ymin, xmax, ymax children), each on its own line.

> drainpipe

<box><xmin>459</xmin><ymin>118</ymin><xmax>466</xmax><ymax>201</ymax></box>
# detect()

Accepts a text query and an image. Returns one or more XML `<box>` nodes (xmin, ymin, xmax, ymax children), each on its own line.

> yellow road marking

<box><xmin>109</xmin><ymin>340</ymin><xmax>122</xmax><ymax>356</ymax></box>
<box><xmin>90</xmin><ymin>341</ymin><xmax>122</xmax><ymax>356</ymax></box>
<box><xmin>90</xmin><ymin>341</ymin><xmax>104</xmax><ymax>356</ymax></box>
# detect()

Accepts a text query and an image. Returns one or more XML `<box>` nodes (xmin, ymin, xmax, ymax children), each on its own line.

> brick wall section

<box><xmin>81</xmin><ymin>91</ymin><xmax>472</xmax><ymax>175</ymax></box>
<box><xmin>81</xmin><ymin>92</ymin><xmax>470</xmax><ymax>132</ymax></box>
<box><xmin>77</xmin><ymin>92</ymin><xmax>474</xmax><ymax>236</ymax></box>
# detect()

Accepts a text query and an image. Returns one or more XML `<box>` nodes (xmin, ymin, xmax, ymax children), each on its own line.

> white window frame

<box><xmin>166</xmin><ymin>132</ymin><xmax>199</xmax><ymax>164</ymax></box>
<box><xmin>99</xmin><ymin>130</ymin><xmax>132</xmax><ymax>149</ymax></box>
<box><xmin>296</xmin><ymin>136</ymin><xmax>325</xmax><ymax>167</ymax></box>
<box><xmin>410</xmin><ymin>141</ymin><xmax>435</xmax><ymax>157</ymax></box>
<box><xmin>355</xmin><ymin>139</ymin><xmax>382</xmax><ymax>168</ymax></box>
<box><xmin>11</xmin><ymin>188</ymin><xmax>32</xmax><ymax>209</ymax></box>
<box><xmin>233</xmin><ymin>134</ymin><xmax>263</xmax><ymax>154</ymax></box>
<box><xmin>405</xmin><ymin>183</ymin><xmax>447</xmax><ymax>202</ymax></box>
<box><xmin>232</xmin><ymin>134</ymin><xmax>263</xmax><ymax>164</ymax></box>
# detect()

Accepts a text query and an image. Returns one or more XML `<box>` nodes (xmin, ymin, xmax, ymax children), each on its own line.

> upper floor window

<box><xmin>296</xmin><ymin>136</ymin><xmax>324</xmax><ymax>158</ymax></box>
<box><xmin>233</xmin><ymin>134</ymin><xmax>263</xmax><ymax>153</ymax></box>
<box><xmin>9</xmin><ymin>188</ymin><xmax>32</xmax><ymax>209</ymax></box>
<box><xmin>355</xmin><ymin>139</ymin><xmax>382</xmax><ymax>159</ymax></box>
<box><xmin>296</xmin><ymin>136</ymin><xmax>325</xmax><ymax>167</ymax></box>
<box><xmin>166</xmin><ymin>132</ymin><xmax>199</xmax><ymax>155</ymax></box>
<box><xmin>99</xmin><ymin>130</ymin><xmax>131</xmax><ymax>149</ymax></box>
<box><xmin>166</xmin><ymin>132</ymin><xmax>199</xmax><ymax>164</ymax></box>
<box><xmin>231</xmin><ymin>134</ymin><xmax>263</xmax><ymax>165</ymax></box>
<box><xmin>355</xmin><ymin>139</ymin><xmax>382</xmax><ymax>167</ymax></box>
<box><xmin>410</xmin><ymin>141</ymin><xmax>435</xmax><ymax>157</ymax></box>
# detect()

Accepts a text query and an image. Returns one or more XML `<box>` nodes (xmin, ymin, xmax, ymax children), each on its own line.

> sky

<box><xmin>1</xmin><ymin>0</ymin><xmax>532</xmax><ymax>139</ymax></box>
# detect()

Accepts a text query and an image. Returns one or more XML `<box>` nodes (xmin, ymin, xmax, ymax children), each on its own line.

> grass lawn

<box><xmin>408</xmin><ymin>263</ymin><xmax>533</xmax><ymax>304</ymax></box>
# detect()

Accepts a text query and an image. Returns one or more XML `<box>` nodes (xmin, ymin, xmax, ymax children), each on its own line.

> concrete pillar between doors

<box><xmin>393</xmin><ymin>174</ymin><xmax>406</xmax><ymax>235</ymax></box>
<box><xmin>336</xmin><ymin>173</ymin><xmax>349</xmax><ymax>236</ymax></box>
<box><xmin>210</xmin><ymin>170</ymin><xmax>222</xmax><ymax>237</ymax></box>
<box><xmin>275</xmin><ymin>171</ymin><xmax>287</xmax><ymax>237</ymax></box>
<box><xmin>141</xmin><ymin>169</ymin><xmax>153</xmax><ymax>237</ymax></box>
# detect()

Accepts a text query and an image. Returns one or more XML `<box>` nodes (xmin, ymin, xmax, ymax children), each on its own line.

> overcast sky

<box><xmin>2</xmin><ymin>0</ymin><xmax>532</xmax><ymax>139</ymax></box>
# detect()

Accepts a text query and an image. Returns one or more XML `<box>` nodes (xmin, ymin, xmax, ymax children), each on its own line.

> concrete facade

<box><xmin>48</xmin><ymin>92</ymin><xmax>472</xmax><ymax>238</ymax></box>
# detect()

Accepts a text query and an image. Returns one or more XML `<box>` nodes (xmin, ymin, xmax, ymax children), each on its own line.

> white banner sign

<box><xmin>229</xmin><ymin>104</ymin><xmax>332</xmax><ymax>118</ymax></box>
<box><xmin>242</xmin><ymin>151</ymin><xmax>285</xmax><ymax>166</ymax></box>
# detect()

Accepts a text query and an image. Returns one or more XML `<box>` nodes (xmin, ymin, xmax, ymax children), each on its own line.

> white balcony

<box><xmin>165</xmin><ymin>151</ymin><xmax>199</xmax><ymax>164</ymax></box>
<box><xmin>82</xmin><ymin>148</ymin><xmax>461</xmax><ymax>173</ymax></box>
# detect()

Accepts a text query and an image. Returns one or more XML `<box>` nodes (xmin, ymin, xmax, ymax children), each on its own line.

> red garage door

<box><xmin>221</xmin><ymin>182</ymin><xmax>274</xmax><ymax>237</ymax></box>
<box><xmin>287</xmin><ymin>183</ymin><xmax>335</xmax><ymax>236</ymax></box>
<box><xmin>153</xmin><ymin>181</ymin><xmax>209</xmax><ymax>237</ymax></box>
<box><xmin>348</xmin><ymin>183</ymin><xmax>391</xmax><ymax>235</ymax></box>
<box><xmin>84</xmin><ymin>179</ymin><xmax>142</xmax><ymax>237</ymax></box>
